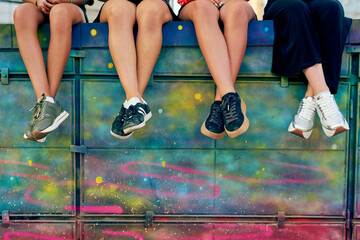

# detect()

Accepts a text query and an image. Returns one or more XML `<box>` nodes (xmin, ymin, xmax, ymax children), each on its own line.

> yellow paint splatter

<box><xmin>161</xmin><ymin>161</ymin><xmax>166</xmax><ymax>167</ymax></box>
<box><xmin>96</xmin><ymin>176</ymin><xmax>103</xmax><ymax>184</ymax></box>
<box><xmin>28</xmin><ymin>160</ymin><xmax>32</xmax><ymax>166</ymax></box>
<box><xmin>90</xmin><ymin>29</ymin><xmax>97</xmax><ymax>36</ymax></box>
<box><xmin>194</xmin><ymin>93</ymin><xmax>202</xmax><ymax>100</ymax></box>
<box><xmin>108</xmin><ymin>62</ymin><xmax>114</xmax><ymax>69</ymax></box>
<box><xmin>178</xmin><ymin>25</ymin><xmax>183</xmax><ymax>30</ymax></box>
<box><xmin>262</xmin><ymin>168</ymin><xmax>265</xmax><ymax>171</ymax></box>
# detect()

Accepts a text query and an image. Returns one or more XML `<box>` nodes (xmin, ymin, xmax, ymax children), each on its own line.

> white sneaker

<box><xmin>288</xmin><ymin>97</ymin><xmax>316</xmax><ymax>139</ymax></box>
<box><xmin>315</xmin><ymin>92</ymin><xmax>349</xmax><ymax>137</ymax></box>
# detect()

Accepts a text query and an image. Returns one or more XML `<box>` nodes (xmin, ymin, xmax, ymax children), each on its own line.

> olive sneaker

<box><xmin>32</xmin><ymin>94</ymin><xmax>69</xmax><ymax>140</ymax></box>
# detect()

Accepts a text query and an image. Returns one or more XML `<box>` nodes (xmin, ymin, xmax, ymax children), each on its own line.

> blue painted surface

<box><xmin>0</xmin><ymin>20</ymin><xmax>360</xmax><ymax>239</ymax></box>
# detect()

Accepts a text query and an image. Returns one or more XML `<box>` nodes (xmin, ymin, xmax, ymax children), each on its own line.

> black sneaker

<box><xmin>110</xmin><ymin>104</ymin><xmax>134</xmax><ymax>139</ymax></box>
<box><xmin>201</xmin><ymin>101</ymin><xmax>225</xmax><ymax>140</ymax></box>
<box><xmin>221</xmin><ymin>92</ymin><xmax>249</xmax><ymax>138</ymax></box>
<box><xmin>122</xmin><ymin>102</ymin><xmax>152</xmax><ymax>134</ymax></box>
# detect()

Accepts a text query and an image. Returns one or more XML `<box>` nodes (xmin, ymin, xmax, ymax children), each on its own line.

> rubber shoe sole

<box><xmin>288</xmin><ymin>123</ymin><xmax>312</xmax><ymax>139</ymax></box>
<box><xmin>110</xmin><ymin>130</ymin><xmax>133</xmax><ymax>140</ymax></box>
<box><xmin>225</xmin><ymin>99</ymin><xmax>249</xmax><ymax>138</ymax></box>
<box><xmin>322</xmin><ymin>120</ymin><xmax>349</xmax><ymax>137</ymax></box>
<box><xmin>33</xmin><ymin>111</ymin><xmax>69</xmax><ymax>140</ymax></box>
<box><xmin>123</xmin><ymin>112</ymin><xmax>152</xmax><ymax>134</ymax></box>
<box><xmin>200</xmin><ymin>122</ymin><xmax>225</xmax><ymax>140</ymax></box>
<box><xmin>23</xmin><ymin>133</ymin><xmax>46</xmax><ymax>143</ymax></box>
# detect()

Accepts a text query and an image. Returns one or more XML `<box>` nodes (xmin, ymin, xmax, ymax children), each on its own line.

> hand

<box><xmin>208</xmin><ymin>0</ymin><xmax>225</xmax><ymax>8</ymax></box>
<box><xmin>47</xmin><ymin>0</ymin><xmax>72</xmax><ymax>3</ymax></box>
<box><xmin>36</xmin><ymin>0</ymin><xmax>53</xmax><ymax>14</ymax></box>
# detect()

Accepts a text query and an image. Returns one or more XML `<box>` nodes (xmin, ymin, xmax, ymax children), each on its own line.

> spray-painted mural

<box><xmin>0</xmin><ymin>21</ymin><xmax>359</xmax><ymax>239</ymax></box>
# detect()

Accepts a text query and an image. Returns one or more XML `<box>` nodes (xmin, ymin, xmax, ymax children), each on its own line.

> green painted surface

<box><xmin>0</xmin><ymin>79</ymin><xmax>73</xmax><ymax>148</ymax></box>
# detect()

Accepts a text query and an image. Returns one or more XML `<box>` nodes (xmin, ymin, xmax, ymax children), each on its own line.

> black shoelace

<box><xmin>222</xmin><ymin>96</ymin><xmax>238</xmax><ymax>124</ymax></box>
<box><xmin>209</xmin><ymin>105</ymin><xmax>223</xmax><ymax>126</ymax></box>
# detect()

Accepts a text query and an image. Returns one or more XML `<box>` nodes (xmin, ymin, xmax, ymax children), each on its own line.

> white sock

<box><xmin>141</xmin><ymin>98</ymin><xmax>147</xmax><ymax>105</ymax></box>
<box><xmin>315</xmin><ymin>91</ymin><xmax>331</xmax><ymax>100</ymax></box>
<box><xmin>124</xmin><ymin>97</ymin><xmax>141</xmax><ymax>108</ymax></box>
<box><xmin>123</xmin><ymin>99</ymin><xmax>129</xmax><ymax>109</ymax></box>
<box><xmin>38</xmin><ymin>96</ymin><xmax>55</xmax><ymax>103</ymax></box>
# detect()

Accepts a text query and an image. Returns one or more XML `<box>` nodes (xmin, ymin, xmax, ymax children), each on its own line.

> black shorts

<box><xmin>93</xmin><ymin>0</ymin><xmax>178</xmax><ymax>23</ymax></box>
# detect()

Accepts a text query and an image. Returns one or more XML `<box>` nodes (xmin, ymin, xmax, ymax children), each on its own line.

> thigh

<box><xmin>99</xmin><ymin>0</ymin><xmax>136</xmax><ymax>23</ymax></box>
<box><xmin>14</xmin><ymin>3</ymin><xmax>47</xmax><ymax>26</ymax></box>
<box><xmin>219</xmin><ymin>0</ymin><xmax>255</xmax><ymax>23</ymax></box>
<box><xmin>138</xmin><ymin>0</ymin><xmax>174</xmax><ymax>22</ymax></box>
<box><xmin>179</xmin><ymin>0</ymin><xmax>219</xmax><ymax>21</ymax></box>
<box><xmin>49</xmin><ymin>3</ymin><xmax>86</xmax><ymax>25</ymax></box>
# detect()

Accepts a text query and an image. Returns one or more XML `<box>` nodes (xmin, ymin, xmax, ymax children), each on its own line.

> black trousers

<box><xmin>263</xmin><ymin>0</ymin><xmax>352</xmax><ymax>94</ymax></box>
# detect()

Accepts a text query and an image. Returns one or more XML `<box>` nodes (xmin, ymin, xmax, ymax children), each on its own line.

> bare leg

<box><xmin>136</xmin><ymin>0</ymin><xmax>172</xmax><ymax>96</ymax></box>
<box><xmin>13</xmin><ymin>3</ymin><xmax>49</xmax><ymax>99</ymax></box>
<box><xmin>303</xmin><ymin>63</ymin><xmax>329</xmax><ymax>96</ymax></box>
<box><xmin>47</xmin><ymin>3</ymin><xmax>85</xmax><ymax>98</ymax></box>
<box><xmin>214</xmin><ymin>0</ymin><xmax>255</xmax><ymax>100</ymax></box>
<box><xmin>179</xmin><ymin>0</ymin><xmax>235</xmax><ymax>97</ymax></box>
<box><xmin>305</xmin><ymin>85</ymin><xmax>315</xmax><ymax>98</ymax></box>
<box><xmin>100</xmin><ymin>0</ymin><xmax>141</xmax><ymax>101</ymax></box>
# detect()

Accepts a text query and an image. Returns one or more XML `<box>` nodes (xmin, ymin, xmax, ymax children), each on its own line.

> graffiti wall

<box><xmin>0</xmin><ymin>20</ymin><xmax>359</xmax><ymax>239</ymax></box>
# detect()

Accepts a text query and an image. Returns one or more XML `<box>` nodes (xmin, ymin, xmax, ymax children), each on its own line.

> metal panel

<box><xmin>82</xmin><ymin>149</ymin><xmax>345</xmax><ymax>216</ymax></box>
<box><xmin>82</xmin><ymin>223</ymin><xmax>345</xmax><ymax>240</ymax></box>
<box><xmin>81</xmin><ymin>80</ymin><xmax>213</xmax><ymax>148</ymax></box>
<box><xmin>0</xmin><ymin>51</ymin><xmax>75</xmax><ymax>75</ymax></box>
<box><xmin>214</xmin><ymin>150</ymin><xmax>346</xmax><ymax>216</ymax></box>
<box><xmin>356</xmin><ymin>83</ymin><xmax>360</xmax><ymax>218</ymax></box>
<box><xmin>349</xmin><ymin>19</ymin><xmax>360</xmax><ymax>44</ymax></box>
<box><xmin>0</xmin><ymin>222</ymin><xmax>75</xmax><ymax>239</ymax></box>
<box><xmin>218</xmin><ymin>82</ymin><xmax>349</xmax><ymax>150</ymax></box>
<box><xmin>82</xmin><ymin>150</ymin><xmax>216</xmax><ymax>215</ymax></box>
<box><xmin>0</xmin><ymin>24</ymin><xmax>12</xmax><ymax>48</ymax></box>
<box><xmin>11</xmin><ymin>24</ymin><xmax>81</xmax><ymax>49</ymax></box>
<box><xmin>0</xmin><ymin>79</ymin><xmax>73</xmax><ymax>147</ymax></box>
<box><xmin>0</xmin><ymin>149</ymin><xmax>74</xmax><ymax>215</ymax></box>
<box><xmin>354</xmin><ymin>223</ymin><xmax>360</xmax><ymax>240</ymax></box>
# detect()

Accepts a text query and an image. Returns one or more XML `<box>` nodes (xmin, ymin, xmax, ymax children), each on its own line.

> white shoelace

<box><xmin>316</xmin><ymin>94</ymin><xmax>338</xmax><ymax>121</ymax></box>
<box><xmin>298</xmin><ymin>98</ymin><xmax>316</xmax><ymax>121</ymax></box>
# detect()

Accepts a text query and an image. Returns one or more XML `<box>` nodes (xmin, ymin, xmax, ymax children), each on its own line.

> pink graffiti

<box><xmin>103</xmin><ymin>230</ymin><xmax>144</xmax><ymax>240</ymax></box>
<box><xmin>0</xmin><ymin>160</ymin><xmax>54</xmax><ymax>181</ymax></box>
<box><xmin>4</xmin><ymin>231</ymin><xmax>72</xmax><ymax>240</ymax></box>
<box><xmin>65</xmin><ymin>205</ymin><xmax>123</xmax><ymax>214</ymax></box>
<box><xmin>123</xmin><ymin>160</ymin><xmax>333</xmax><ymax>184</ymax></box>
<box><xmin>0</xmin><ymin>160</ymin><xmax>52</xmax><ymax>169</ymax></box>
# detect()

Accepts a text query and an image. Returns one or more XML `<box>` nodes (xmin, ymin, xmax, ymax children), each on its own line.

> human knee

<box><xmin>14</xmin><ymin>4</ymin><xmax>36</xmax><ymax>29</ymax></box>
<box><xmin>321</xmin><ymin>0</ymin><xmax>344</xmax><ymax>19</ymax></box>
<box><xmin>136</xmin><ymin>2</ymin><xmax>164</xmax><ymax>29</ymax></box>
<box><xmin>285</xmin><ymin>0</ymin><xmax>309</xmax><ymax>16</ymax></box>
<box><xmin>191</xmin><ymin>0</ymin><xmax>218</xmax><ymax>23</ymax></box>
<box><xmin>106</xmin><ymin>2</ymin><xmax>135</xmax><ymax>23</ymax></box>
<box><xmin>49</xmin><ymin>4</ymin><xmax>72</xmax><ymax>32</ymax></box>
<box><xmin>222</xmin><ymin>1</ymin><xmax>253</xmax><ymax>26</ymax></box>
